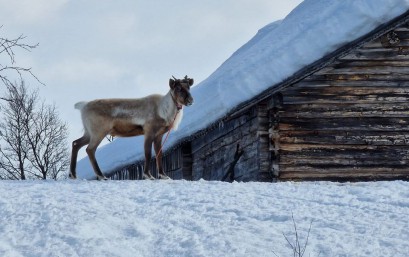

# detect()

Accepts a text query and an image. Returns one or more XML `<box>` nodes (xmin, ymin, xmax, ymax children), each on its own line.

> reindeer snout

<box><xmin>186</xmin><ymin>96</ymin><xmax>194</xmax><ymax>106</ymax></box>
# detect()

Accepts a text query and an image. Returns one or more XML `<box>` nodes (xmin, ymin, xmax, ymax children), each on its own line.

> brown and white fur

<box><xmin>69</xmin><ymin>76</ymin><xmax>194</xmax><ymax>180</ymax></box>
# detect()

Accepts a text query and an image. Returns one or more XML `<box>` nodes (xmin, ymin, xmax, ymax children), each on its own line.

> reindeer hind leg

<box><xmin>70</xmin><ymin>134</ymin><xmax>90</xmax><ymax>179</ymax></box>
<box><xmin>86</xmin><ymin>134</ymin><xmax>108</xmax><ymax>180</ymax></box>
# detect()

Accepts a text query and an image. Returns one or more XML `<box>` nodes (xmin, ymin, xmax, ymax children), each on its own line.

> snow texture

<box><xmin>0</xmin><ymin>180</ymin><xmax>408</xmax><ymax>257</ymax></box>
<box><xmin>77</xmin><ymin>0</ymin><xmax>409</xmax><ymax>179</ymax></box>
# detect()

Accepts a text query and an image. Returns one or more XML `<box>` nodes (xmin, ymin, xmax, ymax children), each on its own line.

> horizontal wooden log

<box><xmin>281</xmin><ymin>156</ymin><xmax>409</xmax><ymax>166</ymax></box>
<box><xmin>279</xmin><ymin>130</ymin><xmax>409</xmax><ymax>146</ymax></box>
<box><xmin>339</xmin><ymin>50</ymin><xmax>409</xmax><ymax>61</ymax></box>
<box><xmin>329</xmin><ymin>59</ymin><xmax>409</xmax><ymax>69</ymax></box>
<box><xmin>344</xmin><ymin>45</ymin><xmax>409</xmax><ymax>55</ymax></box>
<box><xmin>280</xmin><ymin>103</ymin><xmax>409</xmax><ymax>118</ymax></box>
<box><xmin>279</xmin><ymin>169</ymin><xmax>409</xmax><ymax>180</ymax></box>
<box><xmin>280</xmin><ymin>145</ymin><xmax>409</xmax><ymax>172</ymax></box>
<box><xmin>363</xmin><ymin>40</ymin><xmax>409</xmax><ymax>48</ymax></box>
<box><xmin>279</xmin><ymin>165</ymin><xmax>409</xmax><ymax>173</ymax></box>
<box><xmin>315</xmin><ymin>66</ymin><xmax>409</xmax><ymax>76</ymax></box>
<box><xmin>305</xmin><ymin>73</ymin><xmax>409</xmax><ymax>82</ymax></box>
<box><xmin>283</xmin><ymin>93</ymin><xmax>409</xmax><ymax>104</ymax></box>
<box><xmin>293</xmin><ymin>80</ymin><xmax>409</xmax><ymax>88</ymax></box>
<box><xmin>280</xmin><ymin>142</ymin><xmax>409</xmax><ymax>150</ymax></box>
<box><xmin>284</xmin><ymin>86</ymin><xmax>409</xmax><ymax>96</ymax></box>
<box><xmin>279</xmin><ymin>117</ymin><xmax>409</xmax><ymax>131</ymax></box>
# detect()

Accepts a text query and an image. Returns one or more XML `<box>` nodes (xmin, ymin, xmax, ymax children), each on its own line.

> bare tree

<box><xmin>0</xmin><ymin>82</ymin><xmax>35</xmax><ymax>179</ymax></box>
<box><xmin>25</xmin><ymin>102</ymin><xmax>69</xmax><ymax>179</ymax></box>
<box><xmin>0</xmin><ymin>25</ymin><xmax>41</xmax><ymax>91</ymax></box>
<box><xmin>0</xmin><ymin>81</ymin><xmax>69</xmax><ymax>180</ymax></box>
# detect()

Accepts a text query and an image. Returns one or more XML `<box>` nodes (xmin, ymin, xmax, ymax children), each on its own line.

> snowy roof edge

<box><xmin>160</xmin><ymin>8</ymin><xmax>409</xmax><ymax>155</ymax></box>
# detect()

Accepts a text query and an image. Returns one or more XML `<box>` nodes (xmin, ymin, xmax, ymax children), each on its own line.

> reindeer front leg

<box><xmin>154</xmin><ymin>135</ymin><xmax>170</xmax><ymax>179</ymax></box>
<box><xmin>143</xmin><ymin>135</ymin><xmax>155</xmax><ymax>180</ymax></box>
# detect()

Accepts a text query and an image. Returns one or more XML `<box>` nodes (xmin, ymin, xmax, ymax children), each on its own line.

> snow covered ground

<box><xmin>0</xmin><ymin>180</ymin><xmax>408</xmax><ymax>257</ymax></box>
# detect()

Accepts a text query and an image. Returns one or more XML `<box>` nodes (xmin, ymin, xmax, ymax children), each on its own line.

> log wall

<box><xmin>191</xmin><ymin>103</ymin><xmax>272</xmax><ymax>182</ymax></box>
<box><xmin>276</xmin><ymin>26</ymin><xmax>409</xmax><ymax>180</ymax></box>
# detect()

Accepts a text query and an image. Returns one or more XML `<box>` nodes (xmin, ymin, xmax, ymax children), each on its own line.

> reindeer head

<box><xmin>169</xmin><ymin>75</ymin><xmax>194</xmax><ymax>108</ymax></box>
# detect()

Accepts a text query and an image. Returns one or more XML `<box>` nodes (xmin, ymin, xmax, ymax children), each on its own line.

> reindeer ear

<box><xmin>169</xmin><ymin>79</ymin><xmax>175</xmax><ymax>89</ymax></box>
<box><xmin>188</xmin><ymin>78</ymin><xmax>194</xmax><ymax>86</ymax></box>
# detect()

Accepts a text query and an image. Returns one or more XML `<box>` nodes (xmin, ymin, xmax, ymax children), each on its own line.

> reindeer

<box><xmin>69</xmin><ymin>76</ymin><xmax>194</xmax><ymax>180</ymax></box>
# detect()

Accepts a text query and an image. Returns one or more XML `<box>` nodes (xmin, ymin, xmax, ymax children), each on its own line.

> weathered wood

<box><xmin>280</xmin><ymin>142</ymin><xmax>409</xmax><ymax>151</ymax></box>
<box><xmin>191</xmin><ymin>107</ymin><xmax>257</xmax><ymax>154</ymax></box>
<box><xmin>281</xmin><ymin>103</ymin><xmax>409</xmax><ymax>118</ymax></box>
<box><xmin>316</xmin><ymin>66</ymin><xmax>409</xmax><ymax>76</ymax></box>
<box><xmin>331</xmin><ymin>59</ymin><xmax>409</xmax><ymax>68</ymax></box>
<box><xmin>279</xmin><ymin>117</ymin><xmax>409</xmax><ymax>131</ymax></box>
<box><xmin>280</xmin><ymin>165</ymin><xmax>409</xmax><ymax>175</ymax></box>
<box><xmin>305</xmin><ymin>73</ymin><xmax>409</xmax><ymax>81</ymax></box>
<box><xmin>284</xmin><ymin>94</ymin><xmax>409</xmax><ymax>104</ymax></box>
<box><xmin>363</xmin><ymin>40</ymin><xmax>409</xmax><ymax>48</ymax></box>
<box><xmin>280</xmin><ymin>131</ymin><xmax>409</xmax><ymax>146</ymax></box>
<box><xmin>294</xmin><ymin>80</ymin><xmax>409</xmax><ymax>88</ymax></box>
<box><xmin>279</xmin><ymin>170</ymin><xmax>409</xmax><ymax>180</ymax></box>
<box><xmin>284</xmin><ymin>86</ymin><xmax>409</xmax><ymax>96</ymax></box>
<box><xmin>281</xmin><ymin>159</ymin><xmax>409</xmax><ymax>169</ymax></box>
<box><xmin>339</xmin><ymin>46</ymin><xmax>409</xmax><ymax>61</ymax></box>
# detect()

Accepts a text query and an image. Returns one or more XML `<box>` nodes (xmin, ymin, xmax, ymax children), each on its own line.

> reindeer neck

<box><xmin>159</xmin><ymin>91</ymin><xmax>181</xmax><ymax>123</ymax></box>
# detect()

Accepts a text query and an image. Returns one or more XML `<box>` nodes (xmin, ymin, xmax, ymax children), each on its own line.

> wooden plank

<box><xmin>305</xmin><ymin>73</ymin><xmax>409</xmax><ymax>82</ymax></box>
<box><xmin>292</xmin><ymin>80</ymin><xmax>409</xmax><ymax>88</ymax></box>
<box><xmin>339</xmin><ymin>50</ymin><xmax>409</xmax><ymax>61</ymax></box>
<box><xmin>280</xmin><ymin>103</ymin><xmax>409</xmax><ymax>118</ymax></box>
<box><xmin>280</xmin><ymin>130</ymin><xmax>409</xmax><ymax>145</ymax></box>
<box><xmin>281</xmin><ymin>147</ymin><xmax>409</xmax><ymax>169</ymax></box>
<box><xmin>281</xmin><ymin>156</ymin><xmax>409</xmax><ymax>166</ymax></box>
<box><xmin>329</xmin><ymin>59</ymin><xmax>409</xmax><ymax>68</ymax></box>
<box><xmin>283</xmin><ymin>94</ymin><xmax>409</xmax><ymax>104</ymax></box>
<box><xmin>284</xmin><ymin>86</ymin><xmax>409</xmax><ymax>96</ymax></box>
<box><xmin>315</xmin><ymin>66</ymin><xmax>409</xmax><ymax>76</ymax></box>
<box><xmin>279</xmin><ymin>165</ymin><xmax>409</xmax><ymax>173</ymax></box>
<box><xmin>280</xmin><ymin>142</ymin><xmax>409</xmax><ymax>151</ymax></box>
<box><xmin>363</xmin><ymin>40</ymin><xmax>409</xmax><ymax>48</ymax></box>
<box><xmin>279</xmin><ymin>170</ymin><xmax>409</xmax><ymax>180</ymax></box>
<box><xmin>279</xmin><ymin>117</ymin><xmax>409</xmax><ymax>131</ymax></box>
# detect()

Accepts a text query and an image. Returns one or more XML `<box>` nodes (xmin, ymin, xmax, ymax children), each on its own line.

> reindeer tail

<box><xmin>74</xmin><ymin>101</ymin><xmax>87</xmax><ymax>110</ymax></box>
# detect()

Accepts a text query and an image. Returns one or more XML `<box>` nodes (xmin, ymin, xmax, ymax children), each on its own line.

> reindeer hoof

<box><xmin>97</xmin><ymin>175</ymin><xmax>108</xmax><ymax>181</ymax></box>
<box><xmin>69</xmin><ymin>173</ymin><xmax>77</xmax><ymax>179</ymax></box>
<box><xmin>143</xmin><ymin>174</ymin><xmax>155</xmax><ymax>180</ymax></box>
<box><xmin>159</xmin><ymin>174</ymin><xmax>171</xmax><ymax>180</ymax></box>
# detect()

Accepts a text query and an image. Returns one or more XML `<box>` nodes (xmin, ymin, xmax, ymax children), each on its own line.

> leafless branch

<box><xmin>274</xmin><ymin>212</ymin><xmax>314</xmax><ymax>257</ymax></box>
<box><xmin>0</xmin><ymin>26</ymin><xmax>43</xmax><ymax>89</ymax></box>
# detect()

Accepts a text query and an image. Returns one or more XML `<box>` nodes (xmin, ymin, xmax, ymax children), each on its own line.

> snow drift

<box><xmin>1</xmin><ymin>180</ymin><xmax>408</xmax><ymax>256</ymax></box>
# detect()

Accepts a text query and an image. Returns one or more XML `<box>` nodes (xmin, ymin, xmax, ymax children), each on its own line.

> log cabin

<box><xmin>77</xmin><ymin>1</ymin><xmax>409</xmax><ymax>182</ymax></box>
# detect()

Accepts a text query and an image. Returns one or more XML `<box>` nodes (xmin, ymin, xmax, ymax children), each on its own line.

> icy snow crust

<box><xmin>77</xmin><ymin>0</ymin><xmax>409</xmax><ymax>179</ymax></box>
<box><xmin>1</xmin><ymin>180</ymin><xmax>408</xmax><ymax>256</ymax></box>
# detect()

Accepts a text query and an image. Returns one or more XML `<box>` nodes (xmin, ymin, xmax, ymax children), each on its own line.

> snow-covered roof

<box><xmin>77</xmin><ymin>0</ymin><xmax>409</xmax><ymax>179</ymax></box>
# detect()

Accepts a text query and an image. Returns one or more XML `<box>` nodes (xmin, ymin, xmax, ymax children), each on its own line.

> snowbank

<box><xmin>77</xmin><ymin>0</ymin><xmax>409</xmax><ymax>179</ymax></box>
<box><xmin>0</xmin><ymin>180</ymin><xmax>408</xmax><ymax>256</ymax></box>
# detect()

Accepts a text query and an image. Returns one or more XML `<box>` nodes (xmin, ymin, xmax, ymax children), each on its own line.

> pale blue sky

<box><xmin>0</xmin><ymin>0</ymin><xmax>302</xmax><ymax>157</ymax></box>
